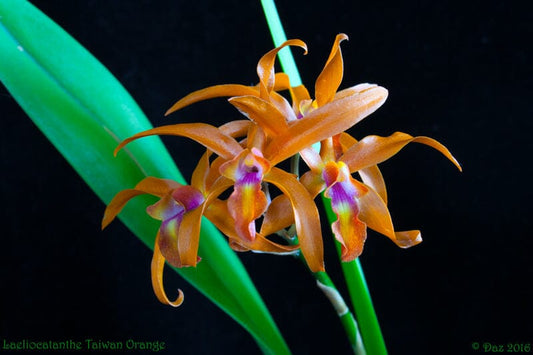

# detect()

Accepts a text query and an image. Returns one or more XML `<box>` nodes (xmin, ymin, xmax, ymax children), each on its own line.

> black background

<box><xmin>1</xmin><ymin>1</ymin><xmax>531</xmax><ymax>354</ymax></box>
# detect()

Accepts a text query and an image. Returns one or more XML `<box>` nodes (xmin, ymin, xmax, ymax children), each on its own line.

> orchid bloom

<box><xmin>163</xmin><ymin>33</ymin><xmax>461</xmax><ymax>262</ymax></box>
<box><xmin>253</xmin><ymin>33</ymin><xmax>462</xmax><ymax>261</ymax></box>
<box><xmin>103</xmin><ymin>34</ymin><xmax>461</xmax><ymax>306</ymax></box>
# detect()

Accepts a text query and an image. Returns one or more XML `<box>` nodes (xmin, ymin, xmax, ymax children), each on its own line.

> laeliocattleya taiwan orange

<box><xmin>103</xmin><ymin>34</ymin><xmax>460</xmax><ymax>307</ymax></box>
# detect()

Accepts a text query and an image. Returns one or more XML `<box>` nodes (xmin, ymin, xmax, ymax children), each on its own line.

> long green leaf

<box><xmin>0</xmin><ymin>1</ymin><xmax>289</xmax><ymax>353</ymax></box>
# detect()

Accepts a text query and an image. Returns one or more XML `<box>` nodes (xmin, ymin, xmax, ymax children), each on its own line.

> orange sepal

<box><xmin>206</xmin><ymin>200</ymin><xmax>298</xmax><ymax>254</ymax></box>
<box><xmin>165</xmin><ymin>84</ymin><xmax>258</xmax><ymax>116</ymax></box>
<box><xmin>257</xmin><ymin>39</ymin><xmax>307</xmax><ymax>99</ymax></box>
<box><xmin>102</xmin><ymin>177</ymin><xmax>180</xmax><ymax>229</ymax></box>
<box><xmin>228</xmin><ymin>95</ymin><xmax>289</xmax><ymax>136</ymax></box>
<box><xmin>151</xmin><ymin>231</ymin><xmax>184</xmax><ymax>307</ymax></box>
<box><xmin>260</xmin><ymin>195</ymin><xmax>294</xmax><ymax>236</ymax></box>
<box><xmin>339</xmin><ymin>132</ymin><xmax>388</xmax><ymax>204</ymax></box>
<box><xmin>289</xmin><ymin>85</ymin><xmax>311</xmax><ymax>114</ymax></box>
<box><xmin>315</xmin><ymin>33</ymin><xmax>349</xmax><ymax>107</ymax></box>
<box><xmin>341</xmin><ymin>131</ymin><xmax>462</xmax><ymax>173</ymax></box>
<box><xmin>265</xmin><ymin>167</ymin><xmax>324</xmax><ymax>272</ymax></box>
<box><xmin>357</xmin><ymin>182</ymin><xmax>422</xmax><ymax>248</ymax></box>
<box><xmin>114</xmin><ymin>123</ymin><xmax>243</xmax><ymax>160</ymax></box>
<box><xmin>265</xmin><ymin>85</ymin><xmax>388</xmax><ymax>165</ymax></box>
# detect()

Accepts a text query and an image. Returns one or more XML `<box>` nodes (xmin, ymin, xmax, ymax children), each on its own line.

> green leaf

<box><xmin>0</xmin><ymin>1</ymin><xmax>289</xmax><ymax>353</ymax></box>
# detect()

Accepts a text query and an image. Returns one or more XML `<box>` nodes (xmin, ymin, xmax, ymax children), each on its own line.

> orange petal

<box><xmin>246</xmin><ymin>123</ymin><xmax>267</xmax><ymax>151</ymax></box>
<box><xmin>269</xmin><ymin>91</ymin><xmax>298</xmax><ymax>122</ymax></box>
<box><xmin>134</xmin><ymin>177</ymin><xmax>182</xmax><ymax>197</ymax></box>
<box><xmin>273</xmin><ymin>72</ymin><xmax>292</xmax><ymax>91</ymax></box>
<box><xmin>115</xmin><ymin>123</ymin><xmax>243</xmax><ymax>160</ymax></box>
<box><xmin>176</xmin><ymin>205</ymin><xmax>204</xmax><ymax>267</ymax></box>
<box><xmin>218</xmin><ymin>120</ymin><xmax>252</xmax><ymax>139</ymax></box>
<box><xmin>191</xmin><ymin>151</ymin><xmax>211</xmax><ymax>193</ymax></box>
<box><xmin>260</xmin><ymin>195</ymin><xmax>294</xmax><ymax>236</ymax></box>
<box><xmin>102</xmin><ymin>177</ymin><xmax>179</xmax><ymax>229</ymax></box>
<box><xmin>358</xmin><ymin>166</ymin><xmax>388</xmax><ymax>205</ymax></box>
<box><xmin>206</xmin><ymin>200</ymin><xmax>298</xmax><ymax>254</ymax></box>
<box><xmin>265</xmin><ymin>85</ymin><xmax>388</xmax><ymax>165</ymax></box>
<box><xmin>315</xmin><ymin>33</ymin><xmax>349</xmax><ymax>107</ymax></box>
<box><xmin>357</xmin><ymin>182</ymin><xmax>421</xmax><ymax>248</ymax></box>
<box><xmin>394</xmin><ymin>230</ymin><xmax>423</xmax><ymax>248</ymax></box>
<box><xmin>151</xmin><ymin>232</ymin><xmax>184</xmax><ymax>307</ymax></box>
<box><xmin>341</xmin><ymin>132</ymin><xmax>462</xmax><ymax>173</ymax></box>
<box><xmin>299</xmin><ymin>147</ymin><xmax>324</xmax><ymax>173</ymax></box>
<box><xmin>265</xmin><ymin>167</ymin><xmax>324</xmax><ymax>272</ymax></box>
<box><xmin>228</xmin><ymin>95</ymin><xmax>289</xmax><ymax>136</ymax></box>
<box><xmin>300</xmin><ymin>170</ymin><xmax>327</xmax><ymax>198</ymax></box>
<box><xmin>166</xmin><ymin>84</ymin><xmax>259</xmax><ymax>116</ymax></box>
<box><xmin>257</xmin><ymin>39</ymin><xmax>307</xmax><ymax>99</ymax></box>
<box><xmin>339</xmin><ymin>132</ymin><xmax>388</xmax><ymax>203</ymax></box>
<box><xmin>102</xmin><ymin>189</ymin><xmax>147</xmax><ymax>229</ymax></box>
<box><xmin>289</xmin><ymin>84</ymin><xmax>311</xmax><ymax>114</ymax></box>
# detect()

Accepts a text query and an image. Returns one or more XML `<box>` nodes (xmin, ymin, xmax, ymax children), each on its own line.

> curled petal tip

<box><xmin>337</xmin><ymin>33</ymin><xmax>349</xmax><ymax>41</ymax></box>
<box><xmin>168</xmin><ymin>289</ymin><xmax>185</xmax><ymax>307</ymax></box>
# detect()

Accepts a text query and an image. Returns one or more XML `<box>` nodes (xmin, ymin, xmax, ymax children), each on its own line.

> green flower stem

<box><xmin>313</xmin><ymin>271</ymin><xmax>366</xmax><ymax>355</ymax></box>
<box><xmin>322</xmin><ymin>195</ymin><xmax>388</xmax><ymax>355</ymax></box>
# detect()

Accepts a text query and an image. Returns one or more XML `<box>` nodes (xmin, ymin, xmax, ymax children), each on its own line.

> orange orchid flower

<box><xmin>103</xmin><ymin>34</ymin><xmax>461</xmax><ymax>307</ymax></box>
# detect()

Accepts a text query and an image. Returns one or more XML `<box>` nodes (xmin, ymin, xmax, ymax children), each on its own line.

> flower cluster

<box><xmin>102</xmin><ymin>34</ymin><xmax>461</xmax><ymax>306</ymax></box>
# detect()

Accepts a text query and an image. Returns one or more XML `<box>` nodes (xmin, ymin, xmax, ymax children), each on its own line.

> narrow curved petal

<box><xmin>273</xmin><ymin>72</ymin><xmax>292</xmax><ymax>91</ymax></box>
<box><xmin>338</xmin><ymin>132</ymin><xmax>388</xmax><ymax>203</ymax></box>
<box><xmin>358</xmin><ymin>166</ymin><xmax>388</xmax><ymax>205</ymax></box>
<box><xmin>191</xmin><ymin>151</ymin><xmax>211</xmax><ymax>193</ymax></box>
<box><xmin>270</xmin><ymin>91</ymin><xmax>298</xmax><ymax>122</ymax></box>
<box><xmin>298</xmin><ymin>146</ymin><xmax>324</xmax><ymax>173</ymax></box>
<box><xmin>289</xmin><ymin>84</ymin><xmax>311</xmax><ymax>114</ymax></box>
<box><xmin>257</xmin><ymin>39</ymin><xmax>307</xmax><ymax>99</ymax></box>
<box><xmin>102</xmin><ymin>177</ymin><xmax>179</xmax><ymax>229</ymax></box>
<box><xmin>206</xmin><ymin>200</ymin><xmax>298</xmax><ymax>254</ymax></box>
<box><xmin>395</xmin><ymin>230</ymin><xmax>422</xmax><ymax>248</ymax></box>
<box><xmin>357</xmin><ymin>182</ymin><xmax>422</xmax><ymax>248</ymax></box>
<box><xmin>315</xmin><ymin>33</ymin><xmax>349</xmax><ymax>107</ymax></box>
<box><xmin>260</xmin><ymin>195</ymin><xmax>294</xmax><ymax>236</ymax></box>
<box><xmin>114</xmin><ymin>123</ymin><xmax>243</xmax><ymax>160</ymax></box>
<box><xmin>265</xmin><ymin>167</ymin><xmax>324</xmax><ymax>272</ymax></box>
<box><xmin>246</xmin><ymin>124</ymin><xmax>267</xmax><ymax>151</ymax></box>
<box><xmin>218</xmin><ymin>120</ymin><xmax>252</xmax><ymax>139</ymax></box>
<box><xmin>165</xmin><ymin>84</ymin><xmax>258</xmax><ymax>116</ymax></box>
<box><xmin>265</xmin><ymin>86</ymin><xmax>388</xmax><ymax>165</ymax></box>
<box><xmin>151</xmin><ymin>232</ymin><xmax>184</xmax><ymax>307</ymax></box>
<box><xmin>341</xmin><ymin>132</ymin><xmax>462</xmax><ymax>173</ymax></box>
<box><xmin>102</xmin><ymin>189</ymin><xmax>147</xmax><ymax>229</ymax></box>
<box><xmin>135</xmin><ymin>177</ymin><xmax>182</xmax><ymax>197</ymax></box>
<box><xmin>300</xmin><ymin>170</ymin><xmax>326</xmax><ymax>198</ymax></box>
<box><xmin>228</xmin><ymin>95</ymin><xmax>289</xmax><ymax>136</ymax></box>
<box><xmin>176</xmin><ymin>205</ymin><xmax>204</xmax><ymax>267</ymax></box>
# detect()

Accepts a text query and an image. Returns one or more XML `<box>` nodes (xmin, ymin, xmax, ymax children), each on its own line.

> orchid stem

<box><xmin>290</xmin><ymin>239</ymin><xmax>366</xmax><ymax>354</ymax></box>
<box><xmin>314</xmin><ymin>271</ymin><xmax>366</xmax><ymax>354</ymax></box>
